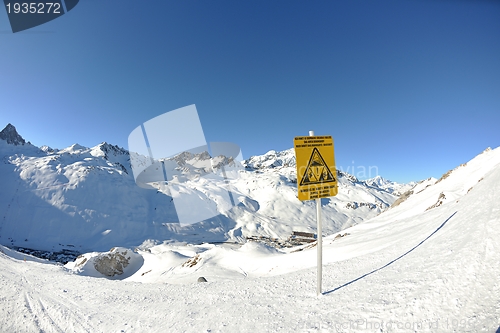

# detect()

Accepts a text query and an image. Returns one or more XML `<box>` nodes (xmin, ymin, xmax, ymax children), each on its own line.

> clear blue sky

<box><xmin>1</xmin><ymin>0</ymin><xmax>499</xmax><ymax>183</ymax></box>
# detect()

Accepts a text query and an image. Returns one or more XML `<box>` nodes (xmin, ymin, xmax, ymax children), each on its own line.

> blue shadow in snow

<box><xmin>324</xmin><ymin>211</ymin><xmax>458</xmax><ymax>295</ymax></box>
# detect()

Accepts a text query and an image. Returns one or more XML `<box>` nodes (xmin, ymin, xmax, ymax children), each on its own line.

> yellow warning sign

<box><xmin>294</xmin><ymin>135</ymin><xmax>337</xmax><ymax>201</ymax></box>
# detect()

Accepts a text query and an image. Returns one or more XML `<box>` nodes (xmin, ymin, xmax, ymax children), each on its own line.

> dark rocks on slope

<box><xmin>0</xmin><ymin>123</ymin><xmax>26</xmax><ymax>146</ymax></box>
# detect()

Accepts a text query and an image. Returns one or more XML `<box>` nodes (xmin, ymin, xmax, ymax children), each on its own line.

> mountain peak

<box><xmin>365</xmin><ymin>175</ymin><xmax>389</xmax><ymax>187</ymax></box>
<box><xmin>243</xmin><ymin>148</ymin><xmax>296</xmax><ymax>169</ymax></box>
<box><xmin>0</xmin><ymin>123</ymin><xmax>26</xmax><ymax>146</ymax></box>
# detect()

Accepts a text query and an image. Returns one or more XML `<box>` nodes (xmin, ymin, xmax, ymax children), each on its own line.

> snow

<box><xmin>0</xmin><ymin>141</ymin><xmax>499</xmax><ymax>332</ymax></box>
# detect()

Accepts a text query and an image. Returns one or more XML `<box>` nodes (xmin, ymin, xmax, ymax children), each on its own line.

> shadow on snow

<box><xmin>324</xmin><ymin>211</ymin><xmax>458</xmax><ymax>295</ymax></box>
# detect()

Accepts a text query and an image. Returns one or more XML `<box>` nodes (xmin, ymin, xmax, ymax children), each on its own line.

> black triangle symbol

<box><xmin>300</xmin><ymin>148</ymin><xmax>336</xmax><ymax>186</ymax></box>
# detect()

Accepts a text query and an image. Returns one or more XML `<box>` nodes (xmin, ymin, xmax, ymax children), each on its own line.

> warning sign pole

<box><xmin>309</xmin><ymin>130</ymin><xmax>323</xmax><ymax>296</ymax></box>
<box><xmin>294</xmin><ymin>131</ymin><xmax>336</xmax><ymax>295</ymax></box>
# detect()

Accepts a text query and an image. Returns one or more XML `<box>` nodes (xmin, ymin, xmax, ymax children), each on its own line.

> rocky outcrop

<box><xmin>391</xmin><ymin>190</ymin><xmax>414</xmax><ymax>208</ymax></box>
<box><xmin>426</xmin><ymin>192</ymin><xmax>446</xmax><ymax>211</ymax></box>
<box><xmin>0</xmin><ymin>124</ymin><xmax>26</xmax><ymax>146</ymax></box>
<box><xmin>93</xmin><ymin>248</ymin><xmax>133</xmax><ymax>277</ymax></box>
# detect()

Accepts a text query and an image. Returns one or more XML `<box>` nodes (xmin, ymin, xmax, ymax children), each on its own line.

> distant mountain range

<box><xmin>0</xmin><ymin>124</ymin><xmax>419</xmax><ymax>252</ymax></box>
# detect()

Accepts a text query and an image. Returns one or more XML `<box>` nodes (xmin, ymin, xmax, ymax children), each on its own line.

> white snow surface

<box><xmin>0</xmin><ymin>144</ymin><xmax>499</xmax><ymax>332</ymax></box>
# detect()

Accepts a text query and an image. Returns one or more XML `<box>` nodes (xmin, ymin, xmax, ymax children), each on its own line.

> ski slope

<box><xmin>0</xmin><ymin>147</ymin><xmax>499</xmax><ymax>332</ymax></box>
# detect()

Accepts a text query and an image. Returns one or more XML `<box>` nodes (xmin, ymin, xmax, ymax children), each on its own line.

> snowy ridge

<box><xmin>363</xmin><ymin>175</ymin><xmax>416</xmax><ymax>196</ymax></box>
<box><xmin>387</xmin><ymin>147</ymin><xmax>500</xmax><ymax>219</ymax></box>
<box><xmin>243</xmin><ymin>148</ymin><xmax>296</xmax><ymax>169</ymax></box>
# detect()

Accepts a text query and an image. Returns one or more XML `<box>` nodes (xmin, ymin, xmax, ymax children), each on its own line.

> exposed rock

<box><xmin>391</xmin><ymin>190</ymin><xmax>414</xmax><ymax>208</ymax></box>
<box><xmin>40</xmin><ymin>145</ymin><xmax>57</xmax><ymax>153</ymax></box>
<box><xmin>98</xmin><ymin>142</ymin><xmax>129</xmax><ymax>159</ymax></box>
<box><xmin>426</xmin><ymin>192</ymin><xmax>446</xmax><ymax>211</ymax></box>
<box><xmin>0</xmin><ymin>123</ymin><xmax>26</xmax><ymax>146</ymax></box>
<box><xmin>12</xmin><ymin>246</ymin><xmax>79</xmax><ymax>264</ymax></box>
<box><xmin>197</xmin><ymin>276</ymin><xmax>208</xmax><ymax>282</ymax></box>
<box><xmin>345</xmin><ymin>202</ymin><xmax>383</xmax><ymax>210</ymax></box>
<box><xmin>436</xmin><ymin>162</ymin><xmax>468</xmax><ymax>184</ymax></box>
<box><xmin>182</xmin><ymin>254</ymin><xmax>201</xmax><ymax>268</ymax></box>
<box><xmin>334</xmin><ymin>233</ymin><xmax>350</xmax><ymax>240</ymax></box>
<box><xmin>93</xmin><ymin>248</ymin><xmax>132</xmax><ymax>277</ymax></box>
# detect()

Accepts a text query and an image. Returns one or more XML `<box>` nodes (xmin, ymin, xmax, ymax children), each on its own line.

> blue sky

<box><xmin>1</xmin><ymin>0</ymin><xmax>499</xmax><ymax>183</ymax></box>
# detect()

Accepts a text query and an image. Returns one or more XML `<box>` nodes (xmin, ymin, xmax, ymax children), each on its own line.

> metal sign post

<box><xmin>316</xmin><ymin>195</ymin><xmax>322</xmax><ymax>295</ymax></box>
<box><xmin>294</xmin><ymin>130</ymin><xmax>337</xmax><ymax>296</ymax></box>
<box><xmin>311</xmin><ymin>130</ymin><xmax>323</xmax><ymax>296</ymax></box>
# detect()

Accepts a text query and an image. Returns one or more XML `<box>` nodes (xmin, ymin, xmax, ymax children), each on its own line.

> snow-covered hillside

<box><xmin>0</xmin><ymin>143</ymin><xmax>499</xmax><ymax>332</ymax></box>
<box><xmin>0</xmin><ymin>124</ymin><xmax>410</xmax><ymax>253</ymax></box>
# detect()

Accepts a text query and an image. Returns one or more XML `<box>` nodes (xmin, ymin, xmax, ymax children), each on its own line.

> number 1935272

<box><xmin>5</xmin><ymin>2</ymin><xmax>61</xmax><ymax>14</ymax></box>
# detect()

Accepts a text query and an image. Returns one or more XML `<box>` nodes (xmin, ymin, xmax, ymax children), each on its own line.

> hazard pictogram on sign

<box><xmin>294</xmin><ymin>135</ymin><xmax>337</xmax><ymax>201</ymax></box>
<box><xmin>300</xmin><ymin>148</ymin><xmax>336</xmax><ymax>186</ymax></box>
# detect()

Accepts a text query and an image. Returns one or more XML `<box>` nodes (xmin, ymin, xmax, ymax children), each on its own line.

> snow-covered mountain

<box><xmin>68</xmin><ymin>144</ymin><xmax>500</xmax><ymax>285</ymax></box>
<box><xmin>363</xmin><ymin>175</ymin><xmax>417</xmax><ymax>196</ymax></box>
<box><xmin>0</xmin><ymin>132</ymin><xmax>499</xmax><ymax>332</ymax></box>
<box><xmin>243</xmin><ymin>148</ymin><xmax>414</xmax><ymax>194</ymax></box>
<box><xmin>0</xmin><ymin>123</ymin><xmax>27</xmax><ymax>146</ymax></box>
<box><xmin>0</xmin><ymin>124</ymin><xmax>409</xmax><ymax>253</ymax></box>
